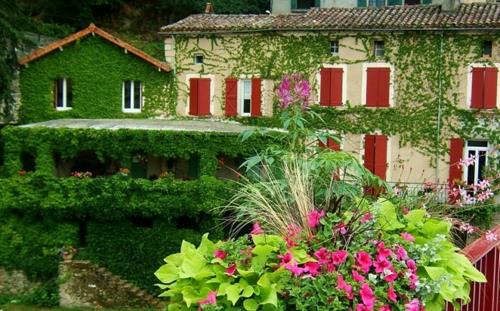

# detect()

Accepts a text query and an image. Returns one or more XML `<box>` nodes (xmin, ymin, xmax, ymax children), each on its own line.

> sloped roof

<box><xmin>160</xmin><ymin>3</ymin><xmax>500</xmax><ymax>34</ymax></box>
<box><xmin>19</xmin><ymin>24</ymin><xmax>171</xmax><ymax>72</ymax></box>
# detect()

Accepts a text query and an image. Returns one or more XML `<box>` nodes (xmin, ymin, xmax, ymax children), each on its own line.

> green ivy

<box><xmin>18</xmin><ymin>35</ymin><xmax>176</xmax><ymax>123</ymax></box>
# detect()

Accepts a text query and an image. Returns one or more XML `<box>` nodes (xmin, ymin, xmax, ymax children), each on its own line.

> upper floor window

<box><xmin>54</xmin><ymin>78</ymin><xmax>72</xmax><ymax>110</ymax></box>
<box><xmin>470</xmin><ymin>66</ymin><xmax>497</xmax><ymax>109</ymax></box>
<box><xmin>374</xmin><ymin>41</ymin><xmax>385</xmax><ymax>57</ymax></box>
<box><xmin>365</xmin><ymin>66</ymin><xmax>391</xmax><ymax>107</ymax></box>
<box><xmin>292</xmin><ymin>0</ymin><xmax>319</xmax><ymax>11</ymax></box>
<box><xmin>330</xmin><ymin>41</ymin><xmax>339</xmax><ymax>55</ymax></box>
<box><xmin>320</xmin><ymin>67</ymin><xmax>344</xmax><ymax>107</ymax></box>
<box><xmin>368</xmin><ymin>0</ymin><xmax>385</xmax><ymax>7</ymax></box>
<box><xmin>122</xmin><ymin>80</ymin><xmax>142</xmax><ymax>113</ymax></box>
<box><xmin>482</xmin><ymin>41</ymin><xmax>493</xmax><ymax>57</ymax></box>
<box><xmin>194</xmin><ymin>53</ymin><xmax>204</xmax><ymax>65</ymax></box>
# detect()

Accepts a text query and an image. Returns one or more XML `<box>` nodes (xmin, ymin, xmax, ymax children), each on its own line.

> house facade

<box><xmin>160</xmin><ymin>2</ymin><xmax>499</xmax><ymax>187</ymax></box>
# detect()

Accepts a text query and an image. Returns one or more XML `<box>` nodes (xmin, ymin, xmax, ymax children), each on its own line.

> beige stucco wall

<box><xmin>165</xmin><ymin>32</ymin><xmax>496</xmax><ymax>185</ymax></box>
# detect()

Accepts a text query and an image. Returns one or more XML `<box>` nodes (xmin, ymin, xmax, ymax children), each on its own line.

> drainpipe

<box><xmin>435</xmin><ymin>31</ymin><xmax>444</xmax><ymax>184</ymax></box>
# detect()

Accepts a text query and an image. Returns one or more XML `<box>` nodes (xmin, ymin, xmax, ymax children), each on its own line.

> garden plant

<box><xmin>155</xmin><ymin>74</ymin><xmax>488</xmax><ymax>311</ymax></box>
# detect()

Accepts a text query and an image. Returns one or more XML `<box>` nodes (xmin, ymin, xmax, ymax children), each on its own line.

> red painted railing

<box><xmin>446</xmin><ymin>225</ymin><xmax>500</xmax><ymax>311</ymax></box>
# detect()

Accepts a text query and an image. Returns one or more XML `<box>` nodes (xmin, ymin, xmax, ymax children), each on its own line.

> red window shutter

<box><xmin>373</xmin><ymin>135</ymin><xmax>388</xmax><ymax>180</ymax></box>
<box><xmin>189</xmin><ymin>79</ymin><xmax>199</xmax><ymax>116</ymax></box>
<box><xmin>483</xmin><ymin>67</ymin><xmax>498</xmax><ymax>109</ymax></box>
<box><xmin>327</xmin><ymin>138</ymin><xmax>341</xmax><ymax>151</ymax></box>
<box><xmin>330</xmin><ymin>68</ymin><xmax>343</xmax><ymax>106</ymax></box>
<box><xmin>251</xmin><ymin>78</ymin><xmax>262</xmax><ymax>117</ymax></box>
<box><xmin>366</xmin><ymin>68</ymin><xmax>378</xmax><ymax>107</ymax></box>
<box><xmin>448</xmin><ymin>138</ymin><xmax>464</xmax><ymax>185</ymax></box>
<box><xmin>198</xmin><ymin>78</ymin><xmax>211</xmax><ymax>115</ymax></box>
<box><xmin>364</xmin><ymin>135</ymin><xmax>375</xmax><ymax>173</ymax></box>
<box><xmin>471</xmin><ymin>68</ymin><xmax>485</xmax><ymax>108</ymax></box>
<box><xmin>225</xmin><ymin>78</ymin><xmax>238</xmax><ymax>116</ymax></box>
<box><xmin>377</xmin><ymin>68</ymin><xmax>390</xmax><ymax>107</ymax></box>
<box><xmin>320</xmin><ymin>68</ymin><xmax>331</xmax><ymax>106</ymax></box>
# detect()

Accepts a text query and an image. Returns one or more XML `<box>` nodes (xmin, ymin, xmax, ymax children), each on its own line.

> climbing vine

<box><xmin>174</xmin><ymin>31</ymin><xmax>499</xmax><ymax>163</ymax></box>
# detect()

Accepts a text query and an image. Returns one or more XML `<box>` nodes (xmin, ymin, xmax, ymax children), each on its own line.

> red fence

<box><xmin>446</xmin><ymin>225</ymin><xmax>500</xmax><ymax>311</ymax></box>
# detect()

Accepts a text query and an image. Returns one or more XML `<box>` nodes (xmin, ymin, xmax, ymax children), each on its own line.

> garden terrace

<box><xmin>1</xmin><ymin>119</ymin><xmax>278</xmax><ymax>178</ymax></box>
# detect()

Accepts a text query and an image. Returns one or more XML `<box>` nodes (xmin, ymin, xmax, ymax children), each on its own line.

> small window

<box><xmin>482</xmin><ymin>41</ymin><xmax>493</xmax><ymax>57</ymax></box>
<box><xmin>405</xmin><ymin>0</ymin><xmax>420</xmax><ymax>5</ymax></box>
<box><xmin>240</xmin><ymin>79</ymin><xmax>252</xmax><ymax>116</ymax></box>
<box><xmin>374</xmin><ymin>41</ymin><xmax>385</xmax><ymax>57</ymax></box>
<box><xmin>194</xmin><ymin>53</ymin><xmax>204</xmax><ymax>65</ymax></box>
<box><xmin>122</xmin><ymin>80</ymin><xmax>142</xmax><ymax>113</ymax></box>
<box><xmin>54</xmin><ymin>78</ymin><xmax>72</xmax><ymax>110</ymax></box>
<box><xmin>293</xmin><ymin>0</ymin><xmax>318</xmax><ymax>10</ymax></box>
<box><xmin>369</xmin><ymin>0</ymin><xmax>386</xmax><ymax>7</ymax></box>
<box><xmin>464</xmin><ymin>140</ymin><xmax>489</xmax><ymax>186</ymax></box>
<box><xmin>330</xmin><ymin>41</ymin><xmax>339</xmax><ymax>55</ymax></box>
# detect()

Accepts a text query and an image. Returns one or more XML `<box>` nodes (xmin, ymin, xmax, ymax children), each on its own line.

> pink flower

<box><xmin>356</xmin><ymin>251</ymin><xmax>372</xmax><ymax>273</ymax></box>
<box><xmin>486</xmin><ymin>230</ymin><xmax>498</xmax><ymax>242</ymax></box>
<box><xmin>331</xmin><ymin>250</ymin><xmax>348</xmax><ymax>265</ymax></box>
<box><xmin>336</xmin><ymin>274</ymin><xmax>353</xmax><ymax>300</ymax></box>
<box><xmin>376</xmin><ymin>242</ymin><xmax>392</xmax><ymax>260</ymax></box>
<box><xmin>406</xmin><ymin>259</ymin><xmax>417</xmax><ymax>273</ymax></box>
<box><xmin>359</xmin><ymin>283</ymin><xmax>376</xmax><ymax>310</ymax></box>
<box><xmin>360</xmin><ymin>212</ymin><xmax>373</xmax><ymax>224</ymax></box>
<box><xmin>214</xmin><ymin>249</ymin><xmax>227</xmax><ymax>260</ymax></box>
<box><xmin>387</xmin><ymin>285</ymin><xmax>397</xmax><ymax>303</ymax></box>
<box><xmin>405</xmin><ymin>299</ymin><xmax>420</xmax><ymax>311</ymax></box>
<box><xmin>395</xmin><ymin>246</ymin><xmax>408</xmax><ymax>261</ymax></box>
<box><xmin>198</xmin><ymin>290</ymin><xmax>217</xmax><ymax>309</ymax></box>
<box><xmin>374</xmin><ymin>258</ymin><xmax>392</xmax><ymax>274</ymax></box>
<box><xmin>304</xmin><ymin>262</ymin><xmax>321</xmax><ymax>276</ymax></box>
<box><xmin>336</xmin><ymin>222</ymin><xmax>348</xmax><ymax>235</ymax></box>
<box><xmin>285</xmin><ymin>223</ymin><xmax>302</xmax><ymax>247</ymax></box>
<box><xmin>225</xmin><ymin>264</ymin><xmax>236</xmax><ymax>276</ymax></box>
<box><xmin>408</xmin><ymin>273</ymin><xmax>419</xmax><ymax>290</ymax></box>
<box><xmin>314</xmin><ymin>247</ymin><xmax>330</xmax><ymax>265</ymax></box>
<box><xmin>278</xmin><ymin>252</ymin><xmax>293</xmax><ymax>266</ymax></box>
<box><xmin>357</xmin><ymin>304</ymin><xmax>368</xmax><ymax>311</ymax></box>
<box><xmin>307</xmin><ymin>210</ymin><xmax>325</xmax><ymax>228</ymax></box>
<box><xmin>380</xmin><ymin>306</ymin><xmax>391</xmax><ymax>311</ymax></box>
<box><xmin>285</xmin><ymin>262</ymin><xmax>305</xmax><ymax>276</ymax></box>
<box><xmin>384</xmin><ymin>267</ymin><xmax>398</xmax><ymax>282</ymax></box>
<box><xmin>250</xmin><ymin>222</ymin><xmax>264</xmax><ymax>235</ymax></box>
<box><xmin>401</xmin><ymin>232</ymin><xmax>415</xmax><ymax>242</ymax></box>
<box><xmin>352</xmin><ymin>270</ymin><xmax>366</xmax><ymax>282</ymax></box>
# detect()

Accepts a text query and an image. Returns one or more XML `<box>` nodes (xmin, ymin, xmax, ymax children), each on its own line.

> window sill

<box><xmin>56</xmin><ymin>107</ymin><xmax>72</xmax><ymax>111</ymax></box>
<box><xmin>123</xmin><ymin>110</ymin><xmax>142</xmax><ymax>113</ymax></box>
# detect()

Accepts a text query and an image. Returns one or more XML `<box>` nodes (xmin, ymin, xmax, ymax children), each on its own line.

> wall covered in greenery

<box><xmin>19</xmin><ymin>35</ymin><xmax>175</xmax><ymax>123</ymax></box>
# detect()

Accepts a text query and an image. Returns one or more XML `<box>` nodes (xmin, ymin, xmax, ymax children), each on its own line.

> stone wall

<box><xmin>59</xmin><ymin>260</ymin><xmax>163</xmax><ymax>309</ymax></box>
<box><xmin>0</xmin><ymin>268</ymin><xmax>39</xmax><ymax>296</ymax></box>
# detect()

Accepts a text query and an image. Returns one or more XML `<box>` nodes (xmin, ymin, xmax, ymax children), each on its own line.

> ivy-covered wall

<box><xmin>19</xmin><ymin>35</ymin><xmax>176</xmax><ymax>123</ymax></box>
<box><xmin>169</xmin><ymin>31</ymin><xmax>499</xmax><ymax>163</ymax></box>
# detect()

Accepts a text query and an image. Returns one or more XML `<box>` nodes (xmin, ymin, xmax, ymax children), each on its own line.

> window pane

<box><xmin>242</xmin><ymin>80</ymin><xmax>251</xmax><ymax>114</ymax></box>
<box><xmin>124</xmin><ymin>81</ymin><xmax>131</xmax><ymax>109</ymax></box>
<box><xmin>243</xmin><ymin>99</ymin><xmax>251</xmax><ymax>114</ymax></box>
<box><xmin>483</xmin><ymin>41</ymin><xmax>492</xmax><ymax>57</ymax></box>
<box><xmin>478</xmin><ymin>151</ymin><xmax>486</xmax><ymax>181</ymax></box>
<box><xmin>134</xmin><ymin>81</ymin><xmax>141</xmax><ymax>109</ymax></box>
<box><xmin>331</xmin><ymin>41</ymin><xmax>339</xmax><ymax>54</ymax></box>
<box><xmin>467</xmin><ymin>140</ymin><xmax>488</xmax><ymax>147</ymax></box>
<box><xmin>66</xmin><ymin>79</ymin><xmax>73</xmax><ymax>107</ymax></box>
<box><xmin>297</xmin><ymin>0</ymin><xmax>316</xmax><ymax>9</ymax></box>
<box><xmin>56</xmin><ymin>79</ymin><xmax>64</xmax><ymax>107</ymax></box>
<box><xmin>466</xmin><ymin>150</ymin><xmax>475</xmax><ymax>185</ymax></box>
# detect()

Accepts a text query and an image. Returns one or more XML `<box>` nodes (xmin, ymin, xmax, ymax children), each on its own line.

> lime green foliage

<box><xmin>176</xmin><ymin>32</ymin><xmax>499</xmax><ymax>162</ymax></box>
<box><xmin>19</xmin><ymin>35</ymin><xmax>175</xmax><ymax>123</ymax></box>
<box><xmin>370</xmin><ymin>200</ymin><xmax>486</xmax><ymax>310</ymax></box>
<box><xmin>155</xmin><ymin>234</ymin><xmax>290</xmax><ymax>310</ymax></box>
<box><xmin>0</xmin><ymin>126</ymin><xmax>277</xmax><ymax>176</ymax></box>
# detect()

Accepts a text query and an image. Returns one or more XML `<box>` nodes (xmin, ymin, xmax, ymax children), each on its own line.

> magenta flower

<box><xmin>356</xmin><ymin>251</ymin><xmax>372</xmax><ymax>273</ymax></box>
<box><xmin>374</xmin><ymin>258</ymin><xmax>391</xmax><ymax>274</ymax></box>
<box><xmin>336</xmin><ymin>222</ymin><xmax>348</xmax><ymax>235</ymax></box>
<box><xmin>336</xmin><ymin>274</ymin><xmax>353</xmax><ymax>300</ymax></box>
<box><xmin>359</xmin><ymin>283</ymin><xmax>376</xmax><ymax>310</ymax></box>
<box><xmin>376</xmin><ymin>242</ymin><xmax>392</xmax><ymax>261</ymax></box>
<box><xmin>314</xmin><ymin>247</ymin><xmax>330</xmax><ymax>265</ymax></box>
<box><xmin>384</xmin><ymin>267</ymin><xmax>398</xmax><ymax>282</ymax></box>
<box><xmin>275</xmin><ymin>73</ymin><xmax>312</xmax><ymax>109</ymax></box>
<box><xmin>331</xmin><ymin>250</ymin><xmax>348</xmax><ymax>265</ymax></box>
<box><xmin>214</xmin><ymin>249</ymin><xmax>227</xmax><ymax>260</ymax></box>
<box><xmin>408</xmin><ymin>273</ymin><xmax>419</xmax><ymax>290</ymax></box>
<box><xmin>360</xmin><ymin>212</ymin><xmax>373</xmax><ymax>224</ymax></box>
<box><xmin>380</xmin><ymin>306</ymin><xmax>391</xmax><ymax>311</ymax></box>
<box><xmin>356</xmin><ymin>304</ymin><xmax>368</xmax><ymax>311</ymax></box>
<box><xmin>401</xmin><ymin>232</ymin><xmax>415</xmax><ymax>242</ymax></box>
<box><xmin>304</xmin><ymin>262</ymin><xmax>321</xmax><ymax>276</ymax></box>
<box><xmin>285</xmin><ymin>262</ymin><xmax>305</xmax><ymax>276</ymax></box>
<box><xmin>405</xmin><ymin>299</ymin><xmax>420</xmax><ymax>311</ymax></box>
<box><xmin>250</xmin><ymin>222</ymin><xmax>264</xmax><ymax>235</ymax></box>
<box><xmin>395</xmin><ymin>245</ymin><xmax>408</xmax><ymax>261</ymax></box>
<box><xmin>352</xmin><ymin>270</ymin><xmax>366</xmax><ymax>282</ymax></box>
<box><xmin>406</xmin><ymin>259</ymin><xmax>417</xmax><ymax>273</ymax></box>
<box><xmin>307</xmin><ymin>210</ymin><xmax>325</xmax><ymax>228</ymax></box>
<box><xmin>225</xmin><ymin>264</ymin><xmax>237</xmax><ymax>276</ymax></box>
<box><xmin>198</xmin><ymin>290</ymin><xmax>217</xmax><ymax>309</ymax></box>
<box><xmin>278</xmin><ymin>252</ymin><xmax>293</xmax><ymax>267</ymax></box>
<box><xmin>387</xmin><ymin>284</ymin><xmax>397</xmax><ymax>303</ymax></box>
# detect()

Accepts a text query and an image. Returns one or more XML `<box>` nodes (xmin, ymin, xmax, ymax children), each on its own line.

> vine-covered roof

<box><xmin>160</xmin><ymin>3</ymin><xmax>499</xmax><ymax>34</ymax></box>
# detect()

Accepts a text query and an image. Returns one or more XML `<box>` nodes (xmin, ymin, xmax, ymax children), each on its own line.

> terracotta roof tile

<box><xmin>19</xmin><ymin>24</ymin><xmax>171</xmax><ymax>72</ymax></box>
<box><xmin>160</xmin><ymin>3</ymin><xmax>499</xmax><ymax>34</ymax></box>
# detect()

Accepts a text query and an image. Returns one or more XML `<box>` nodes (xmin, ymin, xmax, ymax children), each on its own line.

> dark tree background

<box><xmin>0</xmin><ymin>0</ymin><xmax>270</xmax><ymax>120</ymax></box>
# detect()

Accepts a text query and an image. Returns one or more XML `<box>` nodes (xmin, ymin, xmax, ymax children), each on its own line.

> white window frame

<box><xmin>316</xmin><ymin>64</ymin><xmax>348</xmax><ymax>107</ymax></box>
<box><xmin>466</xmin><ymin>62</ymin><xmax>500</xmax><ymax>109</ymax></box>
<box><xmin>194</xmin><ymin>53</ymin><xmax>204</xmax><ymax>65</ymax></box>
<box><xmin>330</xmin><ymin>41</ymin><xmax>339</xmax><ymax>55</ymax></box>
<box><xmin>361</xmin><ymin>62</ymin><xmax>395</xmax><ymax>107</ymax></box>
<box><xmin>374</xmin><ymin>41</ymin><xmax>385</xmax><ymax>57</ymax></box>
<box><xmin>55</xmin><ymin>78</ymin><xmax>72</xmax><ymax>111</ymax></box>
<box><xmin>122</xmin><ymin>80</ymin><xmax>142</xmax><ymax>113</ymax></box>
<box><xmin>463</xmin><ymin>140</ymin><xmax>489</xmax><ymax>186</ymax></box>
<box><xmin>238</xmin><ymin>79</ymin><xmax>252</xmax><ymax>117</ymax></box>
